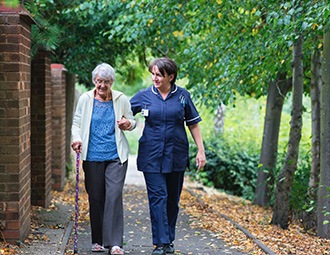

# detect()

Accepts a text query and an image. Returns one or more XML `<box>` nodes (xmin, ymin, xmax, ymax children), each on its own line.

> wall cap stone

<box><xmin>51</xmin><ymin>64</ymin><xmax>68</xmax><ymax>72</ymax></box>
<box><xmin>0</xmin><ymin>3</ymin><xmax>36</xmax><ymax>25</ymax></box>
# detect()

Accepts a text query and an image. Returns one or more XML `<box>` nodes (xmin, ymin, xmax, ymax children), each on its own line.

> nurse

<box><xmin>130</xmin><ymin>57</ymin><xmax>206</xmax><ymax>255</ymax></box>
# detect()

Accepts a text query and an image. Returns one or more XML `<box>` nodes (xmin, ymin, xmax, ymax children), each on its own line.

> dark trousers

<box><xmin>83</xmin><ymin>159</ymin><xmax>127</xmax><ymax>247</ymax></box>
<box><xmin>143</xmin><ymin>171</ymin><xmax>185</xmax><ymax>245</ymax></box>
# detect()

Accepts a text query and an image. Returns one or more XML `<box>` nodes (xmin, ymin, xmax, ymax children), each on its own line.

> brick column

<box><xmin>51</xmin><ymin>64</ymin><xmax>67</xmax><ymax>191</ymax></box>
<box><xmin>30</xmin><ymin>50</ymin><xmax>52</xmax><ymax>207</ymax></box>
<box><xmin>0</xmin><ymin>4</ymin><xmax>35</xmax><ymax>243</ymax></box>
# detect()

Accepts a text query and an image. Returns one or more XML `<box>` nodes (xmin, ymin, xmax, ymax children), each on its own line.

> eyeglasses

<box><xmin>95</xmin><ymin>79</ymin><xmax>112</xmax><ymax>85</ymax></box>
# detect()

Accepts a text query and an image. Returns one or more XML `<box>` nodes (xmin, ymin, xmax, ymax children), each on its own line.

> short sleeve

<box><xmin>130</xmin><ymin>90</ymin><xmax>142</xmax><ymax>116</ymax></box>
<box><xmin>184</xmin><ymin>91</ymin><xmax>202</xmax><ymax>126</ymax></box>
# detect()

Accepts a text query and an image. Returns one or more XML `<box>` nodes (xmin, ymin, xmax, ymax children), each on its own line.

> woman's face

<box><xmin>94</xmin><ymin>74</ymin><xmax>112</xmax><ymax>99</ymax></box>
<box><xmin>151</xmin><ymin>66</ymin><xmax>173</xmax><ymax>90</ymax></box>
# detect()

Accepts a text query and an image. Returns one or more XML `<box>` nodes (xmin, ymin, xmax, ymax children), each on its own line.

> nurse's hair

<box><xmin>148</xmin><ymin>57</ymin><xmax>177</xmax><ymax>85</ymax></box>
<box><xmin>92</xmin><ymin>63</ymin><xmax>116</xmax><ymax>83</ymax></box>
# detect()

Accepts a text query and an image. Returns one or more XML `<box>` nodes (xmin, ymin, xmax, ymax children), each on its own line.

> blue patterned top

<box><xmin>86</xmin><ymin>99</ymin><xmax>119</xmax><ymax>162</ymax></box>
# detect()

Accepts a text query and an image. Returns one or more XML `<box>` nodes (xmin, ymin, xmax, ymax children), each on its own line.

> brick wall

<box><xmin>51</xmin><ymin>64</ymin><xmax>67</xmax><ymax>191</ymax></box>
<box><xmin>0</xmin><ymin>5</ymin><xmax>35</xmax><ymax>243</ymax></box>
<box><xmin>31</xmin><ymin>50</ymin><xmax>52</xmax><ymax>207</ymax></box>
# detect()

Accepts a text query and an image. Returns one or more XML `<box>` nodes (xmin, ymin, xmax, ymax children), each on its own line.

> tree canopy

<box><xmin>3</xmin><ymin>0</ymin><xmax>330</xmax><ymax>238</ymax></box>
<box><xmin>1</xmin><ymin>0</ymin><xmax>328</xmax><ymax>106</ymax></box>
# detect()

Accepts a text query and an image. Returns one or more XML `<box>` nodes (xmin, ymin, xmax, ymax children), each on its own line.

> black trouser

<box><xmin>83</xmin><ymin>159</ymin><xmax>127</xmax><ymax>247</ymax></box>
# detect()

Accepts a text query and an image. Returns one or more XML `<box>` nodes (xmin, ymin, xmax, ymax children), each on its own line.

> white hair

<box><xmin>92</xmin><ymin>63</ymin><xmax>116</xmax><ymax>83</ymax></box>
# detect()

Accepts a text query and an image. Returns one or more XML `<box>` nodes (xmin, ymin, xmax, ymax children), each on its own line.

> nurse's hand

<box><xmin>71</xmin><ymin>141</ymin><xmax>82</xmax><ymax>153</ymax></box>
<box><xmin>196</xmin><ymin>150</ymin><xmax>206</xmax><ymax>171</ymax></box>
<box><xmin>117</xmin><ymin>117</ymin><xmax>132</xmax><ymax>130</ymax></box>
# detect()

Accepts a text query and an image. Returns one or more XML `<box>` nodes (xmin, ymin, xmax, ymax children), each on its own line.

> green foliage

<box><xmin>51</xmin><ymin>0</ymin><xmax>131</xmax><ymax>86</ymax></box>
<box><xmin>222</xmin><ymin>95</ymin><xmax>265</xmax><ymax>153</ymax></box>
<box><xmin>3</xmin><ymin>0</ymin><xmax>19</xmax><ymax>7</ymax></box>
<box><xmin>188</xmin><ymin>94</ymin><xmax>312</xmax><ymax>204</ymax></box>
<box><xmin>75</xmin><ymin>82</ymin><xmax>89</xmax><ymax>94</ymax></box>
<box><xmin>23</xmin><ymin>0</ymin><xmax>330</xmax><ymax>110</ymax></box>
<box><xmin>101</xmin><ymin>0</ymin><xmax>330</xmax><ymax>112</ymax></box>
<box><xmin>20</xmin><ymin>0</ymin><xmax>325</xmax><ymax>217</ymax></box>
<box><xmin>24</xmin><ymin>0</ymin><xmax>146</xmax><ymax>88</ymax></box>
<box><xmin>263</xmin><ymin>145</ymin><xmax>313</xmax><ymax>217</ymax></box>
<box><xmin>114</xmin><ymin>56</ymin><xmax>150</xmax><ymax>97</ymax></box>
<box><xmin>189</xmin><ymin>136</ymin><xmax>260</xmax><ymax>201</ymax></box>
<box><xmin>188</xmin><ymin>95</ymin><xmax>265</xmax><ymax>200</ymax></box>
<box><xmin>289</xmin><ymin>150</ymin><xmax>312</xmax><ymax>215</ymax></box>
<box><xmin>25</xmin><ymin>0</ymin><xmax>62</xmax><ymax>58</ymax></box>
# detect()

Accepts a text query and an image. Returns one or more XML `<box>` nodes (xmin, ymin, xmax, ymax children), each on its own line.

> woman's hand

<box><xmin>196</xmin><ymin>150</ymin><xmax>206</xmax><ymax>171</ymax></box>
<box><xmin>188</xmin><ymin>123</ymin><xmax>206</xmax><ymax>171</ymax></box>
<box><xmin>71</xmin><ymin>141</ymin><xmax>82</xmax><ymax>153</ymax></box>
<box><xmin>117</xmin><ymin>117</ymin><xmax>132</xmax><ymax>131</ymax></box>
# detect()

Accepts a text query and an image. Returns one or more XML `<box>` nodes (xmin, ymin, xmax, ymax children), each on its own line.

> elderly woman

<box><xmin>130</xmin><ymin>57</ymin><xmax>206</xmax><ymax>255</ymax></box>
<box><xmin>71</xmin><ymin>63</ymin><xmax>135</xmax><ymax>255</ymax></box>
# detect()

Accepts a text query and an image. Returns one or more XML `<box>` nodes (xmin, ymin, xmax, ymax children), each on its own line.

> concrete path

<box><xmin>18</xmin><ymin>155</ymin><xmax>247</xmax><ymax>254</ymax></box>
<box><xmin>19</xmin><ymin>203</ymin><xmax>73</xmax><ymax>254</ymax></box>
<box><xmin>125</xmin><ymin>155</ymin><xmax>145</xmax><ymax>186</ymax></box>
<box><xmin>70</xmin><ymin>155</ymin><xmax>246</xmax><ymax>255</ymax></box>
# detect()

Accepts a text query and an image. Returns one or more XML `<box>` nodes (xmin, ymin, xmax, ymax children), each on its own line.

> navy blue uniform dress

<box><xmin>130</xmin><ymin>84</ymin><xmax>201</xmax><ymax>245</ymax></box>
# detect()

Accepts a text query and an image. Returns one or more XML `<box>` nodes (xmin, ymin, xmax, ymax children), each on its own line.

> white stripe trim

<box><xmin>151</xmin><ymin>85</ymin><xmax>177</xmax><ymax>95</ymax></box>
<box><xmin>186</xmin><ymin>116</ymin><xmax>201</xmax><ymax>123</ymax></box>
<box><xmin>151</xmin><ymin>86</ymin><xmax>158</xmax><ymax>95</ymax></box>
<box><xmin>171</xmin><ymin>85</ymin><xmax>177</xmax><ymax>93</ymax></box>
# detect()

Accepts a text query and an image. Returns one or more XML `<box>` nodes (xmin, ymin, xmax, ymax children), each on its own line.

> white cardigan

<box><xmin>71</xmin><ymin>89</ymin><xmax>136</xmax><ymax>163</ymax></box>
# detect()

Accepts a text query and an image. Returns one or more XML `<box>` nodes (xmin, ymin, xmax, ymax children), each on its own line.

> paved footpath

<box><xmin>18</xmin><ymin>155</ymin><xmax>247</xmax><ymax>254</ymax></box>
<box><xmin>68</xmin><ymin>155</ymin><xmax>246</xmax><ymax>255</ymax></box>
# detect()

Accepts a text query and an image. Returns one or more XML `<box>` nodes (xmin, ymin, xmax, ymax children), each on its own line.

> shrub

<box><xmin>188</xmin><ymin>94</ymin><xmax>313</xmax><ymax>211</ymax></box>
<box><xmin>274</xmin><ymin>149</ymin><xmax>312</xmax><ymax>216</ymax></box>
<box><xmin>188</xmin><ymin>136</ymin><xmax>260</xmax><ymax>201</ymax></box>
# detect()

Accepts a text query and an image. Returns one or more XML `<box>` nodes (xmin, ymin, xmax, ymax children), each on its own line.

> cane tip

<box><xmin>74</xmin><ymin>250</ymin><xmax>78</xmax><ymax>254</ymax></box>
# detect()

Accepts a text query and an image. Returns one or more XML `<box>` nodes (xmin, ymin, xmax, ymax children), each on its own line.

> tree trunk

<box><xmin>214</xmin><ymin>102</ymin><xmax>226</xmax><ymax>134</ymax></box>
<box><xmin>271</xmin><ymin>33</ymin><xmax>304</xmax><ymax>229</ymax></box>
<box><xmin>65</xmin><ymin>72</ymin><xmax>76</xmax><ymax>174</ymax></box>
<box><xmin>317</xmin><ymin>25</ymin><xmax>330</xmax><ymax>238</ymax></box>
<box><xmin>254</xmin><ymin>72</ymin><xmax>292</xmax><ymax>206</ymax></box>
<box><xmin>302</xmin><ymin>49</ymin><xmax>321</xmax><ymax>230</ymax></box>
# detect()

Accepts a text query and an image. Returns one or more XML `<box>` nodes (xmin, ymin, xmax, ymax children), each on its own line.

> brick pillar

<box><xmin>30</xmin><ymin>50</ymin><xmax>52</xmax><ymax>207</ymax></box>
<box><xmin>51</xmin><ymin>64</ymin><xmax>67</xmax><ymax>191</ymax></box>
<box><xmin>0</xmin><ymin>4</ymin><xmax>35</xmax><ymax>243</ymax></box>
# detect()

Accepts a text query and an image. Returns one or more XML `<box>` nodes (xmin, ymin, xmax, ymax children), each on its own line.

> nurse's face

<box><xmin>151</xmin><ymin>66</ymin><xmax>173</xmax><ymax>90</ymax></box>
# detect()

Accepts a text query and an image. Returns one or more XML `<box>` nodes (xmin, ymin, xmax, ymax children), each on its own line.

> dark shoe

<box><xmin>164</xmin><ymin>243</ymin><xmax>174</xmax><ymax>253</ymax></box>
<box><xmin>152</xmin><ymin>244</ymin><xmax>166</xmax><ymax>255</ymax></box>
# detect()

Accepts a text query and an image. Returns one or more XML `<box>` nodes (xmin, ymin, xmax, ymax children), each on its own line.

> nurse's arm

<box><xmin>188</xmin><ymin>123</ymin><xmax>206</xmax><ymax>171</ymax></box>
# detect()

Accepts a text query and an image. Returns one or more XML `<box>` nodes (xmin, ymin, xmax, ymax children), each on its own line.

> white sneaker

<box><xmin>110</xmin><ymin>245</ymin><xmax>124</xmax><ymax>254</ymax></box>
<box><xmin>92</xmin><ymin>243</ymin><xmax>106</xmax><ymax>252</ymax></box>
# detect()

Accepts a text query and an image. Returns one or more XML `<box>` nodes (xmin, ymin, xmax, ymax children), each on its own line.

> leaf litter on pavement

<box><xmin>181</xmin><ymin>178</ymin><xmax>330</xmax><ymax>254</ymax></box>
<box><xmin>2</xmin><ymin>172</ymin><xmax>330</xmax><ymax>254</ymax></box>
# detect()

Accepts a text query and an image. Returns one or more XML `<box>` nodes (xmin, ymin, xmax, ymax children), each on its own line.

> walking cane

<box><xmin>74</xmin><ymin>152</ymin><xmax>80</xmax><ymax>254</ymax></box>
